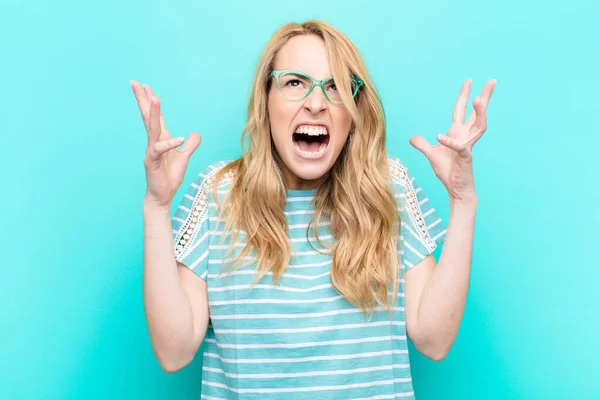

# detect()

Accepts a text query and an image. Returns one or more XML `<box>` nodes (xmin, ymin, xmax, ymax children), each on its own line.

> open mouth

<box><xmin>292</xmin><ymin>125</ymin><xmax>330</xmax><ymax>157</ymax></box>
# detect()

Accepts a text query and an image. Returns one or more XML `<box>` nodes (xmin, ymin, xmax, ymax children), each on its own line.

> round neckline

<box><xmin>285</xmin><ymin>188</ymin><xmax>317</xmax><ymax>197</ymax></box>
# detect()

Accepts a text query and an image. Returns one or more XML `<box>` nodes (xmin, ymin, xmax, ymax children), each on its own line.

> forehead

<box><xmin>273</xmin><ymin>34</ymin><xmax>331</xmax><ymax>79</ymax></box>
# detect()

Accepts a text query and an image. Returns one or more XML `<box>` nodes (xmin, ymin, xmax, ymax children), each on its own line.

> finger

<box><xmin>467</xmin><ymin>79</ymin><xmax>496</xmax><ymax>126</ymax></box>
<box><xmin>178</xmin><ymin>132</ymin><xmax>202</xmax><ymax>156</ymax></box>
<box><xmin>409</xmin><ymin>136</ymin><xmax>434</xmax><ymax>159</ymax></box>
<box><xmin>146</xmin><ymin>137</ymin><xmax>185</xmax><ymax>162</ymax></box>
<box><xmin>143</xmin><ymin>84</ymin><xmax>169</xmax><ymax>136</ymax></box>
<box><xmin>470</xmin><ymin>96</ymin><xmax>487</xmax><ymax>141</ymax></box>
<box><xmin>148</xmin><ymin>95</ymin><xmax>162</xmax><ymax>144</ymax></box>
<box><xmin>437</xmin><ymin>134</ymin><xmax>472</xmax><ymax>161</ymax></box>
<box><xmin>131</xmin><ymin>81</ymin><xmax>150</xmax><ymax>130</ymax></box>
<box><xmin>452</xmin><ymin>79</ymin><xmax>472</xmax><ymax>124</ymax></box>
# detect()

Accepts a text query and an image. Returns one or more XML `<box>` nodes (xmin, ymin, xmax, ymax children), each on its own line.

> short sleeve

<box><xmin>171</xmin><ymin>172</ymin><xmax>212</xmax><ymax>281</ymax></box>
<box><xmin>389</xmin><ymin>157</ymin><xmax>447</xmax><ymax>273</ymax></box>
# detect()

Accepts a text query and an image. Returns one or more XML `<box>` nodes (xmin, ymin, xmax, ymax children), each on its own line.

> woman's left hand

<box><xmin>409</xmin><ymin>79</ymin><xmax>496</xmax><ymax>203</ymax></box>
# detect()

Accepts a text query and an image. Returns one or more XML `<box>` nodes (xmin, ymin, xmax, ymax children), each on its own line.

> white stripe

<box><xmin>286</xmin><ymin>196</ymin><xmax>314</xmax><ymax>202</ymax></box>
<box><xmin>422</xmin><ymin>208</ymin><xmax>434</xmax><ymax>218</ymax></box>
<box><xmin>188</xmin><ymin>251</ymin><xmax>208</xmax><ymax>271</ymax></box>
<box><xmin>213</xmin><ymin>321</ymin><xmax>405</xmax><ymax>334</ymax></box>
<box><xmin>204</xmin><ymin>349</ymin><xmax>409</xmax><ymax>364</ymax></box>
<box><xmin>208</xmin><ymin>270</ymin><xmax>331</xmax><ymax>280</ymax></box>
<box><xmin>209</xmin><ymin>307</ymin><xmax>404</xmax><ymax>320</ymax></box>
<box><xmin>209</xmin><ymin>230</ymin><xmax>243</xmax><ymax>237</ymax></box>
<box><xmin>285</xmin><ymin>209</ymin><xmax>316</xmax><ymax>216</ymax></box>
<box><xmin>178</xmin><ymin>205</ymin><xmax>190</xmax><ymax>213</ymax></box>
<box><xmin>351</xmin><ymin>393</ymin><xmax>415</xmax><ymax>399</ymax></box>
<box><xmin>209</xmin><ymin>242</ymin><xmax>245</xmax><ymax>250</ymax></box>
<box><xmin>210</xmin><ymin>215</ymin><xmax>325</xmax><ymax>225</ymax></box>
<box><xmin>187</xmin><ymin>230</ymin><xmax>209</xmax><ymax>254</ymax></box>
<box><xmin>208</xmin><ymin>255</ymin><xmax>388</xmax><ymax>271</ymax></box>
<box><xmin>208</xmin><ymin>230</ymin><xmax>329</xmax><ymax>241</ymax></box>
<box><xmin>400</xmin><ymin>221</ymin><xmax>422</xmax><ymax>244</ymax></box>
<box><xmin>418</xmin><ymin>197</ymin><xmax>428</xmax><ymax>206</ymax></box>
<box><xmin>432</xmin><ymin>229</ymin><xmax>447</xmax><ymax>241</ymax></box>
<box><xmin>202</xmin><ymin>363</ymin><xmax>410</xmax><ymax>379</ymax></box>
<box><xmin>403</xmin><ymin>240</ymin><xmax>424</xmax><ymax>259</ymax></box>
<box><xmin>208</xmin><ymin>234</ymin><xmax>334</xmax><ymax>249</ymax></box>
<box><xmin>291</xmin><ymin>249</ymin><xmax>332</xmax><ymax>256</ymax></box>
<box><xmin>201</xmin><ymin>377</ymin><xmax>411</xmax><ymax>394</ymax></box>
<box><xmin>287</xmin><ymin>260</ymin><xmax>332</xmax><ymax>269</ymax></box>
<box><xmin>291</xmin><ymin>234</ymin><xmax>333</xmax><ymax>243</ymax></box>
<box><xmin>208</xmin><ymin>256</ymin><xmax>254</xmax><ymax>264</ymax></box>
<box><xmin>204</xmin><ymin>335</ymin><xmax>407</xmax><ymax>349</ymax></box>
<box><xmin>200</xmin><ymin>395</ymin><xmax>226</xmax><ymax>400</ymax></box>
<box><xmin>173</xmin><ymin>216</ymin><xmax>185</xmax><ymax>224</ymax></box>
<box><xmin>208</xmin><ymin>283</ymin><xmax>333</xmax><ymax>293</ymax></box>
<box><xmin>426</xmin><ymin>218</ymin><xmax>441</xmax><ymax>230</ymax></box>
<box><xmin>209</xmin><ymin>294</ymin><xmax>344</xmax><ymax>306</ymax></box>
<box><xmin>208</xmin><ymin>203</ymin><xmax>315</xmax><ymax>216</ymax></box>
<box><xmin>209</xmin><ymin>292</ymin><xmax>403</xmax><ymax>307</ymax></box>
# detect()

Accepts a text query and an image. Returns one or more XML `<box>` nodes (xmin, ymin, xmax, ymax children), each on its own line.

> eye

<box><xmin>286</xmin><ymin>79</ymin><xmax>304</xmax><ymax>88</ymax></box>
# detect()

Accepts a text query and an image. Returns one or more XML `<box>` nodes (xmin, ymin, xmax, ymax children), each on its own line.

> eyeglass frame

<box><xmin>268</xmin><ymin>69</ymin><xmax>364</xmax><ymax>105</ymax></box>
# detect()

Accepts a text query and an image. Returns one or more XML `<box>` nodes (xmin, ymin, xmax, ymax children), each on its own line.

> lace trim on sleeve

<box><xmin>388</xmin><ymin>157</ymin><xmax>437</xmax><ymax>254</ymax></box>
<box><xmin>174</xmin><ymin>166</ymin><xmax>236</xmax><ymax>261</ymax></box>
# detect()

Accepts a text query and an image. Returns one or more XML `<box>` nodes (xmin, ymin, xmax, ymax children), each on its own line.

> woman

<box><xmin>133</xmin><ymin>20</ymin><xmax>495</xmax><ymax>400</ymax></box>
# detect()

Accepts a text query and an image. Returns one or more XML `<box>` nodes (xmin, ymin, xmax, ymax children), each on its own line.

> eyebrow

<box><xmin>285</xmin><ymin>70</ymin><xmax>333</xmax><ymax>80</ymax></box>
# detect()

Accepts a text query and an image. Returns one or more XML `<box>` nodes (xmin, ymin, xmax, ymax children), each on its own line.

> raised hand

<box><xmin>409</xmin><ymin>79</ymin><xmax>496</xmax><ymax>203</ymax></box>
<box><xmin>131</xmin><ymin>81</ymin><xmax>202</xmax><ymax>209</ymax></box>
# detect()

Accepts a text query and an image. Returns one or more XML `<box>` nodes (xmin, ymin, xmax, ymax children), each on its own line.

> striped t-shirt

<box><xmin>171</xmin><ymin>155</ymin><xmax>447</xmax><ymax>400</ymax></box>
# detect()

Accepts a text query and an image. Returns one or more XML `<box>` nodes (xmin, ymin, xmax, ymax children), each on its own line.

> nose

<box><xmin>303</xmin><ymin>85</ymin><xmax>328</xmax><ymax>114</ymax></box>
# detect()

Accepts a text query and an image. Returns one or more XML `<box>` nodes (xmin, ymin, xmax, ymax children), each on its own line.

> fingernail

<box><xmin>176</xmin><ymin>137</ymin><xmax>184</xmax><ymax>142</ymax></box>
<box><xmin>438</xmin><ymin>134</ymin><xmax>445</xmax><ymax>141</ymax></box>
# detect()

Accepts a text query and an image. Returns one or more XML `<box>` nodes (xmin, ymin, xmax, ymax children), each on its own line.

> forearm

<box><xmin>142</xmin><ymin>201</ymin><xmax>196</xmax><ymax>368</ymax></box>
<box><xmin>415</xmin><ymin>196</ymin><xmax>478</xmax><ymax>358</ymax></box>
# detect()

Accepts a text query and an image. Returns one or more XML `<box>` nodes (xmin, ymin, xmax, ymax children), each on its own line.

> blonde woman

<box><xmin>133</xmin><ymin>20</ymin><xmax>495</xmax><ymax>400</ymax></box>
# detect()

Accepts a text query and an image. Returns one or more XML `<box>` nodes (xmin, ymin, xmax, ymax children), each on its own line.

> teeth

<box><xmin>294</xmin><ymin>124</ymin><xmax>328</xmax><ymax>136</ymax></box>
<box><xmin>294</xmin><ymin>142</ymin><xmax>327</xmax><ymax>156</ymax></box>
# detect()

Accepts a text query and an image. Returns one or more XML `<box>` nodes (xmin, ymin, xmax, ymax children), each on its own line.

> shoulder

<box><xmin>386</xmin><ymin>154</ymin><xmax>425</xmax><ymax>216</ymax></box>
<box><xmin>189</xmin><ymin>160</ymin><xmax>237</xmax><ymax>191</ymax></box>
<box><xmin>386</xmin><ymin>154</ymin><xmax>411</xmax><ymax>190</ymax></box>
<box><xmin>185</xmin><ymin>160</ymin><xmax>238</xmax><ymax>211</ymax></box>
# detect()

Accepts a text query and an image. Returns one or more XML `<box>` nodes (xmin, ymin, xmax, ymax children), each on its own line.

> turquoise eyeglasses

<box><xmin>268</xmin><ymin>69</ymin><xmax>364</xmax><ymax>105</ymax></box>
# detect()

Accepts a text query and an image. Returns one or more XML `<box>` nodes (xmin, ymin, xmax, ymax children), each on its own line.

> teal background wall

<box><xmin>1</xmin><ymin>0</ymin><xmax>598</xmax><ymax>398</ymax></box>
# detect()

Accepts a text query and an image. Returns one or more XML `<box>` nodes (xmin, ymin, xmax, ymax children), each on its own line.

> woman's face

<box><xmin>268</xmin><ymin>34</ymin><xmax>353</xmax><ymax>190</ymax></box>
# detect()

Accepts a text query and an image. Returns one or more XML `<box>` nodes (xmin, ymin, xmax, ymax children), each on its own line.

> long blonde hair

<box><xmin>211</xmin><ymin>20</ymin><xmax>401</xmax><ymax>317</ymax></box>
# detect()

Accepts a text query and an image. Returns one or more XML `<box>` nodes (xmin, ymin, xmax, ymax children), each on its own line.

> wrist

<box><xmin>143</xmin><ymin>197</ymin><xmax>171</xmax><ymax>216</ymax></box>
<box><xmin>449</xmin><ymin>193</ymin><xmax>478</xmax><ymax>213</ymax></box>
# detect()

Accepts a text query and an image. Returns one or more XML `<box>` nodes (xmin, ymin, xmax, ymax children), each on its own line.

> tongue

<box><xmin>296</xmin><ymin>139</ymin><xmax>322</xmax><ymax>152</ymax></box>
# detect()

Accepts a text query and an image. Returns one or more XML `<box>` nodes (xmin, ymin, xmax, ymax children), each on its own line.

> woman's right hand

<box><xmin>131</xmin><ymin>81</ymin><xmax>201</xmax><ymax>209</ymax></box>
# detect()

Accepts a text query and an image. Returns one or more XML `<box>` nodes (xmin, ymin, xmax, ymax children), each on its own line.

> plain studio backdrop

<box><xmin>1</xmin><ymin>0</ymin><xmax>598</xmax><ymax>399</ymax></box>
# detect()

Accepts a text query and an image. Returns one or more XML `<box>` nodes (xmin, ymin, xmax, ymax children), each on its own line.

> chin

<box><xmin>280</xmin><ymin>151</ymin><xmax>335</xmax><ymax>188</ymax></box>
